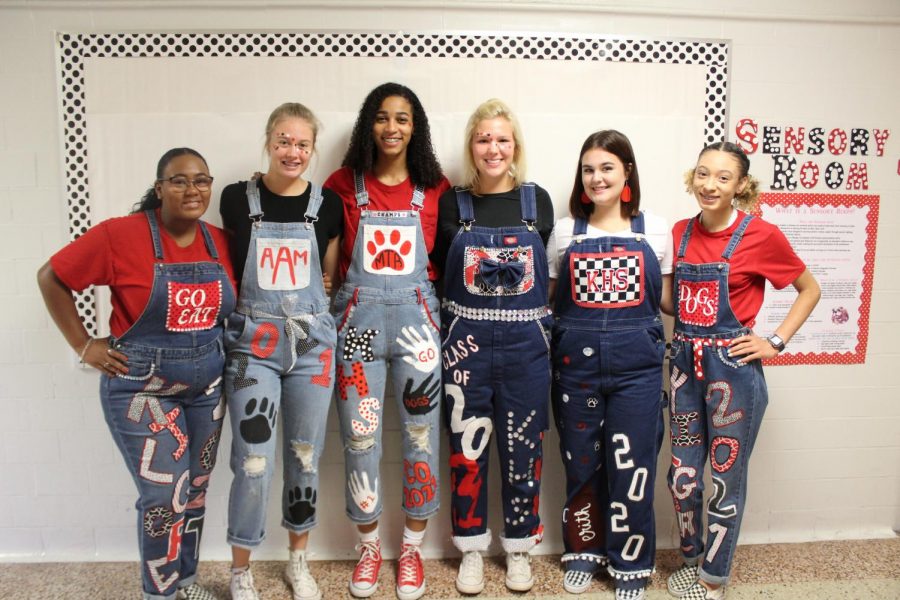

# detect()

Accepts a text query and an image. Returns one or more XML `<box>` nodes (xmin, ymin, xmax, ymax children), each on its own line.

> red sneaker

<box><xmin>349</xmin><ymin>538</ymin><xmax>382</xmax><ymax>598</ymax></box>
<box><xmin>396</xmin><ymin>543</ymin><xmax>426</xmax><ymax>600</ymax></box>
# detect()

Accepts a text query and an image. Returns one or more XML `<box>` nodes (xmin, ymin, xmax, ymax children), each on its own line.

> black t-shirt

<box><xmin>430</xmin><ymin>184</ymin><xmax>555</xmax><ymax>280</ymax></box>
<box><xmin>219</xmin><ymin>179</ymin><xmax>344</xmax><ymax>285</ymax></box>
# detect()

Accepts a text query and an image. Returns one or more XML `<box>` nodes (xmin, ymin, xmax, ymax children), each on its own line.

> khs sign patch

<box><xmin>166</xmin><ymin>281</ymin><xmax>222</xmax><ymax>331</ymax></box>
<box><xmin>256</xmin><ymin>238</ymin><xmax>310</xmax><ymax>290</ymax></box>
<box><xmin>570</xmin><ymin>251</ymin><xmax>643</xmax><ymax>308</ymax></box>
<box><xmin>677</xmin><ymin>280</ymin><xmax>719</xmax><ymax>326</ymax></box>
<box><xmin>363</xmin><ymin>225</ymin><xmax>416</xmax><ymax>275</ymax></box>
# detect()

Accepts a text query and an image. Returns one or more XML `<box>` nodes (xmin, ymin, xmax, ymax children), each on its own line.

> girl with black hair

<box><xmin>324</xmin><ymin>82</ymin><xmax>450</xmax><ymax>600</ymax></box>
<box><xmin>38</xmin><ymin>148</ymin><xmax>236</xmax><ymax>600</ymax></box>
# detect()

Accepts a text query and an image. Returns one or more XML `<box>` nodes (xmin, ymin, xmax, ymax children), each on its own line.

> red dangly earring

<box><xmin>580</xmin><ymin>191</ymin><xmax>592</xmax><ymax>204</ymax></box>
<box><xmin>620</xmin><ymin>183</ymin><xmax>632</xmax><ymax>203</ymax></box>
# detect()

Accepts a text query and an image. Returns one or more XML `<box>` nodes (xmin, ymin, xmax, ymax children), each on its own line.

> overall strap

<box><xmin>245</xmin><ymin>180</ymin><xmax>263</xmax><ymax>221</ymax></box>
<box><xmin>630</xmin><ymin>211</ymin><xmax>646</xmax><ymax>234</ymax></box>
<box><xmin>722</xmin><ymin>214</ymin><xmax>754</xmax><ymax>260</ymax></box>
<box><xmin>145</xmin><ymin>209</ymin><xmax>165</xmax><ymax>260</ymax></box>
<box><xmin>573</xmin><ymin>217</ymin><xmax>589</xmax><ymax>236</ymax></box>
<box><xmin>410</xmin><ymin>185</ymin><xmax>425</xmax><ymax>211</ymax></box>
<box><xmin>353</xmin><ymin>170</ymin><xmax>369</xmax><ymax>207</ymax></box>
<box><xmin>304</xmin><ymin>183</ymin><xmax>324</xmax><ymax>222</ymax></box>
<box><xmin>198</xmin><ymin>221</ymin><xmax>219</xmax><ymax>259</ymax></box>
<box><xmin>677</xmin><ymin>216</ymin><xmax>697</xmax><ymax>259</ymax></box>
<box><xmin>519</xmin><ymin>182</ymin><xmax>537</xmax><ymax>227</ymax></box>
<box><xmin>455</xmin><ymin>188</ymin><xmax>475</xmax><ymax>225</ymax></box>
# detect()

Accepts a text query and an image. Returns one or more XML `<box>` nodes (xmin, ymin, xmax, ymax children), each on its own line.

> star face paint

<box><xmin>266</xmin><ymin>117</ymin><xmax>315</xmax><ymax>180</ymax></box>
<box><xmin>471</xmin><ymin>117</ymin><xmax>516</xmax><ymax>188</ymax></box>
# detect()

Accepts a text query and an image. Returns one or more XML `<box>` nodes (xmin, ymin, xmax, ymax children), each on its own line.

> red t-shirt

<box><xmin>50</xmin><ymin>210</ymin><xmax>237</xmax><ymax>338</ymax></box>
<box><xmin>671</xmin><ymin>211</ymin><xmax>806</xmax><ymax>327</ymax></box>
<box><xmin>324</xmin><ymin>166</ymin><xmax>451</xmax><ymax>281</ymax></box>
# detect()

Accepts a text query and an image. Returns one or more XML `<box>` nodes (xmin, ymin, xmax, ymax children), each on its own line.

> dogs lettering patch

<box><xmin>463</xmin><ymin>246</ymin><xmax>534</xmax><ymax>296</ymax></box>
<box><xmin>256</xmin><ymin>238</ymin><xmax>311</xmax><ymax>290</ymax></box>
<box><xmin>569</xmin><ymin>251</ymin><xmax>643</xmax><ymax>308</ymax></box>
<box><xmin>166</xmin><ymin>281</ymin><xmax>222</xmax><ymax>331</ymax></box>
<box><xmin>363</xmin><ymin>225</ymin><xmax>416</xmax><ymax>275</ymax></box>
<box><xmin>677</xmin><ymin>280</ymin><xmax>719</xmax><ymax>326</ymax></box>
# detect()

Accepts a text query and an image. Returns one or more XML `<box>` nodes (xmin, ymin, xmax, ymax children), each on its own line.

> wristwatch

<box><xmin>766</xmin><ymin>334</ymin><xmax>786</xmax><ymax>352</ymax></box>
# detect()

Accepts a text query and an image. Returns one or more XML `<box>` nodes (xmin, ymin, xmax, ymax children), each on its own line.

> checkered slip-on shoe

<box><xmin>667</xmin><ymin>563</ymin><xmax>700</xmax><ymax>597</ymax></box>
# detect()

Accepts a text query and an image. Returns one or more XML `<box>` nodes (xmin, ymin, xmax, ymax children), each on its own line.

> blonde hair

<box><xmin>263</xmin><ymin>102</ymin><xmax>322</xmax><ymax>153</ymax></box>
<box><xmin>461</xmin><ymin>98</ymin><xmax>527</xmax><ymax>192</ymax></box>
<box><xmin>684</xmin><ymin>141</ymin><xmax>761</xmax><ymax>210</ymax></box>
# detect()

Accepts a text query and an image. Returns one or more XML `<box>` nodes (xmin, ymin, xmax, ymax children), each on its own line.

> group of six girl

<box><xmin>38</xmin><ymin>82</ymin><xmax>820</xmax><ymax>600</ymax></box>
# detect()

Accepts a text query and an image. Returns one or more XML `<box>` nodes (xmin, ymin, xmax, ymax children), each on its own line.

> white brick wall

<box><xmin>0</xmin><ymin>0</ymin><xmax>897</xmax><ymax>562</ymax></box>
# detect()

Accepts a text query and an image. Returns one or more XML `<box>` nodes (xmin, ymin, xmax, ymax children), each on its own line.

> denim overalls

<box><xmin>224</xmin><ymin>181</ymin><xmax>337</xmax><ymax>547</ymax></box>
<box><xmin>551</xmin><ymin>213</ymin><xmax>665</xmax><ymax>588</ymax></box>
<box><xmin>332</xmin><ymin>171</ymin><xmax>442</xmax><ymax>523</ymax></box>
<box><xmin>667</xmin><ymin>214</ymin><xmax>768</xmax><ymax>585</ymax></box>
<box><xmin>101</xmin><ymin>210</ymin><xmax>235</xmax><ymax>600</ymax></box>
<box><xmin>442</xmin><ymin>184</ymin><xmax>552</xmax><ymax>554</ymax></box>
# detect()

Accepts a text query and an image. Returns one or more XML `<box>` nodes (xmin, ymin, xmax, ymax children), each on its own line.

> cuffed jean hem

<box><xmin>177</xmin><ymin>573</ymin><xmax>198</xmax><ymax>589</ymax></box>
<box><xmin>227</xmin><ymin>534</ymin><xmax>266</xmax><ymax>550</ymax></box>
<box><xmin>681</xmin><ymin>553</ymin><xmax>702</xmax><ymax>567</ymax></box>
<box><xmin>452</xmin><ymin>530</ymin><xmax>492</xmax><ymax>553</ymax></box>
<box><xmin>500</xmin><ymin>531</ymin><xmax>542</xmax><ymax>553</ymax></box>
<box><xmin>282</xmin><ymin>518</ymin><xmax>317</xmax><ymax>535</ymax></box>
<box><xmin>401</xmin><ymin>505</ymin><xmax>440</xmax><ymax>522</ymax></box>
<box><xmin>346</xmin><ymin>509</ymin><xmax>383</xmax><ymax>526</ymax></box>
<box><xmin>143</xmin><ymin>590</ymin><xmax>177</xmax><ymax>600</ymax></box>
<box><xmin>561</xmin><ymin>553</ymin><xmax>608</xmax><ymax>568</ymax></box>
<box><xmin>699</xmin><ymin>565</ymin><xmax>730</xmax><ymax>586</ymax></box>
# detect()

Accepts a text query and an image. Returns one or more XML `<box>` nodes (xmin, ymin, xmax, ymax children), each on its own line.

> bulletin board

<box><xmin>56</xmin><ymin>31</ymin><xmax>730</xmax><ymax>334</ymax></box>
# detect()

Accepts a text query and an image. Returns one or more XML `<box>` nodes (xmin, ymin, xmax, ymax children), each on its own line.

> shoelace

<box><xmin>290</xmin><ymin>557</ymin><xmax>314</xmax><ymax>585</ymax></box>
<box><xmin>354</xmin><ymin>541</ymin><xmax>381</xmax><ymax>580</ymax></box>
<box><xmin>398</xmin><ymin>545</ymin><xmax>422</xmax><ymax>583</ymax></box>
<box><xmin>235</xmin><ymin>571</ymin><xmax>254</xmax><ymax>590</ymax></box>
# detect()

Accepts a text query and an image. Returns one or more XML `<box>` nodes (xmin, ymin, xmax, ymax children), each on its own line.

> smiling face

<box><xmin>581</xmin><ymin>147</ymin><xmax>630</xmax><ymax>209</ymax></box>
<box><xmin>154</xmin><ymin>153</ymin><xmax>211</xmax><ymax>224</ymax></box>
<box><xmin>266</xmin><ymin>117</ymin><xmax>315</xmax><ymax>179</ymax></box>
<box><xmin>372</xmin><ymin>95</ymin><xmax>414</xmax><ymax>160</ymax></box>
<box><xmin>470</xmin><ymin>117</ymin><xmax>516</xmax><ymax>188</ymax></box>
<box><xmin>691</xmin><ymin>149</ymin><xmax>748</xmax><ymax>215</ymax></box>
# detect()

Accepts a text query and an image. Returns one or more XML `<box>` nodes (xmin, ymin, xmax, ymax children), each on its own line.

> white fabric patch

<box><xmin>256</xmin><ymin>238</ymin><xmax>311</xmax><ymax>290</ymax></box>
<box><xmin>362</xmin><ymin>224</ymin><xmax>416</xmax><ymax>275</ymax></box>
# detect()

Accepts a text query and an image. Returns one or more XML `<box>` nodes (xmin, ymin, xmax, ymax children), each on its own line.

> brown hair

<box><xmin>568</xmin><ymin>130</ymin><xmax>641</xmax><ymax>220</ymax></box>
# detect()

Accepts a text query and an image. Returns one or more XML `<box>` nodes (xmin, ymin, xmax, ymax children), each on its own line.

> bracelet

<box><xmin>78</xmin><ymin>337</ymin><xmax>95</xmax><ymax>364</ymax></box>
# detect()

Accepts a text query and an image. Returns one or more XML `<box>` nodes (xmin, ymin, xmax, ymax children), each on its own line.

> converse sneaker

<box><xmin>505</xmin><ymin>552</ymin><xmax>533</xmax><ymax>592</ymax></box>
<box><xmin>349</xmin><ymin>538</ymin><xmax>382</xmax><ymax>598</ymax></box>
<box><xmin>681</xmin><ymin>581</ymin><xmax>726</xmax><ymax>600</ymax></box>
<box><xmin>396</xmin><ymin>543</ymin><xmax>426</xmax><ymax>600</ymax></box>
<box><xmin>176</xmin><ymin>583</ymin><xmax>218</xmax><ymax>600</ymax></box>
<box><xmin>284</xmin><ymin>549</ymin><xmax>322</xmax><ymax>600</ymax></box>
<box><xmin>230</xmin><ymin>568</ymin><xmax>259</xmax><ymax>600</ymax></box>
<box><xmin>667</xmin><ymin>563</ymin><xmax>700</xmax><ymax>597</ymax></box>
<box><xmin>455</xmin><ymin>550</ymin><xmax>485</xmax><ymax>594</ymax></box>
<box><xmin>563</xmin><ymin>568</ymin><xmax>594</xmax><ymax>594</ymax></box>
<box><xmin>615</xmin><ymin>586</ymin><xmax>647</xmax><ymax>600</ymax></box>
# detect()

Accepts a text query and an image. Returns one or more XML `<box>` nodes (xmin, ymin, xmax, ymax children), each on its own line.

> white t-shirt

<box><xmin>547</xmin><ymin>210</ymin><xmax>674</xmax><ymax>278</ymax></box>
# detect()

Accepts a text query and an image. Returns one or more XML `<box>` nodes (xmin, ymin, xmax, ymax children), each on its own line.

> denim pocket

<box><xmin>115</xmin><ymin>360</ymin><xmax>155</xmax><ymax>381</ymax></box>
<box><xmin>714</xmin><ymin>345</ymin><xmax>747</xmax><ymax>369</ymax></box>
<box><xmin>224</xmin><ymin>312</ymin><xmax>249</xmax><ymax>350</ymax></box>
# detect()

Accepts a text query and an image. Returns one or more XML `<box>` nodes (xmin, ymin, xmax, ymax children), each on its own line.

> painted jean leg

<box><xmin>334</xmin><ymin>299</ymin><xmax>389</xmax><ymax>524</ymax></box>
<box><xmin>279</xmin><ymin>313</ymin><xmax>336</xmax><ymax>533</ymax></box>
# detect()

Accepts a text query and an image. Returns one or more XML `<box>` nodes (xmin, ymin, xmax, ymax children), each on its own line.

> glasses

<box><xmin>158</xmin><ymin>175</ymin><xmax>214</xmax><ymax>192</ymax></box>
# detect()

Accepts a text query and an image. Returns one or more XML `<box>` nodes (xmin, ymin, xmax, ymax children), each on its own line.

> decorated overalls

<box><xmin>552</xmin><ymin>213</ymin><xmax>665</xmax><ymax>588</ymax></box>
<box><xmin>101</xmin><ymin>210</ymin><xmax>235</xmax><ymax>600</ymax></box>
<box><xmin>442</xmin><ymin>184</ymin><xmax>551</xmax><ymax>553</ymax></box>
<box><xmin>333</xmin><ymin>171</ymin><xmax>442</xmax><ymax>523</ymax></box>
<box><xmin>225</xmin><ymin>180</ymin><xmax>336</xmax><ymax>547</ymax></box>
<box><xmin>667</xmin><ymin>214</ymin><xmax>767</xmax><ymax>585</ymax></box>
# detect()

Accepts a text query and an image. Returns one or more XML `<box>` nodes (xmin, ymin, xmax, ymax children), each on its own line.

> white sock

<box><xmin>360</xmin><ymin>527</ymin><xmax>380</xmax><ymax>544</ymax></box>
<box><xmin>403</xmin><ymin>526</ymin><xmax>425</xmax><ymax>546</ymax></box>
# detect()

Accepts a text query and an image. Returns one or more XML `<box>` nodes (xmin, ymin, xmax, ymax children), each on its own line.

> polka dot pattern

<box><xmin>57</xmin><ymin>32</ymin><xmax>729</xmax><ymax>329</ymax></box>
<box><xmin>756</xmin><ymin>192</ymin><xmax>878</xmax><ymax>366</ymax></box>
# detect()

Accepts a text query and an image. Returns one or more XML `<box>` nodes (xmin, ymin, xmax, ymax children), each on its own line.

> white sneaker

<box><xmin>285</xmin><ymin>549</ymin><xmax>322</xmax><ymax>600</ymax></box>
<box><xmin>230</xmin><ymin>568</ymin><xmax>259</xmax><ymax>600</ymax></box>
<box><xmin>455</xmin><ymin>551</ymin><xmax>485</xmax><ymax>594</ymax></box>
<box><xmin>505</xmin><ymin>552</ymin><xmax>534</xmax><ymax>592</ymax></box>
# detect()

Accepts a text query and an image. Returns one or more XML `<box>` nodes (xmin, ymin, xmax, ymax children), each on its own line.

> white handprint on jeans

<box><xmin>349</xmin><ymin>470</ymin><xmax>378</xmax><ymax>514</ymax></box>
<box><xmin>396</xmin><ymin>324</ymin><xmax>439</xmax><ymax>373</ymax></box>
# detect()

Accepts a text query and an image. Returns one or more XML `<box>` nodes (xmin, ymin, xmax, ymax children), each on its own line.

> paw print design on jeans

<box><xmin>286</xmin><ymin>485</ymin><xmax>317</xmax><ymax>525</ymax></box>
<box><xmin>367</xmin><ymin>228</ymin><xmax>411</xmax><ymax>271</ymax></box>
<box><xmin>239</xmin><ymin>396</ymin><xmax>276</xmax><ymax>444</ymax></box>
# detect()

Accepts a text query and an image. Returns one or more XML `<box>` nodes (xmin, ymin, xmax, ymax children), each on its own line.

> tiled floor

<box><xmin>1</xmin><ymin>538</ymin><xmax>898</xmax><ymax>599</ymax></box>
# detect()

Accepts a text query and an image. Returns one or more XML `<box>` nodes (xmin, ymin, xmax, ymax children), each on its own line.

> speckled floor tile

<box><xmin>1</xmin><ymin>538</ymin><xmax>897</xmax><ymax>599</ymax></box>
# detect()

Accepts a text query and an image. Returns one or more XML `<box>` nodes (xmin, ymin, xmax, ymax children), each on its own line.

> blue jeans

<box><xmin>333</xmin><ymin>286</ymin><xmax>442</xmax><ymax>523</ymax></box>
<box><xmin>224</xmin><ymin>311</ymin><xmax>336</xmax><ymax>547</ymax></box>
<box><xmin>667</xmin><ymin>338</ymin><xmax>768</xmax><ymax>585</ymax></box>
<box><xmin>100</xmin><ymin>338</ymin><xmax>225</xmax><ymax>600</ymax></box>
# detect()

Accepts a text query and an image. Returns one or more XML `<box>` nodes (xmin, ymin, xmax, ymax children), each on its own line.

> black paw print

<box><xmin>287</xmin><ymin>486</ymin><xmax>316</xmax><ymax>525</ymax></box>
<box><xmin>239</xmin><ymin>396</ymin><xmax>276</xmax><ymax>444</ymax></box>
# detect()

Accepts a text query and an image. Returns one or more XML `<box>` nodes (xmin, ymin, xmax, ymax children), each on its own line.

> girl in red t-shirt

<box><xmin>665</xmin><ymin>142</ymin><xmax>820</xmax><ymax>600</ymax></box>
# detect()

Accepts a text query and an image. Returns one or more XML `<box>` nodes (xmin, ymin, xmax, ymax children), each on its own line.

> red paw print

<box><xmin>367</xmin><ymin>228</ymin><xmax>411</xmax><ymax>271</ymax></box>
